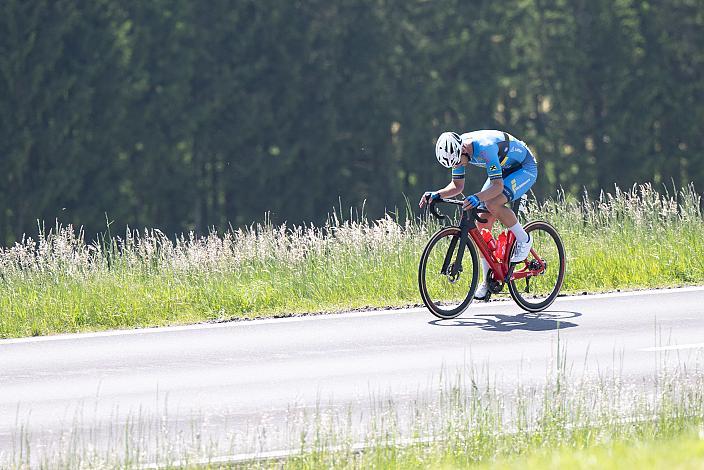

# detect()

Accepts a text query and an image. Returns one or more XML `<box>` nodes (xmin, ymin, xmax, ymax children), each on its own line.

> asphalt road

<box><xmin>1</xmin><ymin>287</ymin><xmax>703</xmax><ymax>462</ymax></box>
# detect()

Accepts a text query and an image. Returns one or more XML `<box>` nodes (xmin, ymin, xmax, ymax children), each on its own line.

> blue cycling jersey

<box><xmin>451</xmin><ymin>130</ymin><xmax>535</xmax><ymax>181</ymax></box>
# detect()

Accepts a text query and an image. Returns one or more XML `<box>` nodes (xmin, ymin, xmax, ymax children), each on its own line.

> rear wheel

<box><xmin>508</xmin><ymin>221</ymin><xmax>566</xmax><ymax>312</ymax></box>
<box><xmin>418</xmin><ymin>227</ymin><xmax>479</xmax><ymax>319</ymax></box>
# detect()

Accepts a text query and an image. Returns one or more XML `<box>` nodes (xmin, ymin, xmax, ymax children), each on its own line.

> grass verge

<box><xmin>1</xmin><ymin>182</ymin><xmax>703</xmax><ymax>338</ymax></box>
<box><xmin>479</xmin><ymin>431</ymin><xmax>704</xmax><ymax>470</ymax></box>
<box><xmin>3</xmin><ymin>357</ymin><xmax>703</xmax><ymax>469</ymax></box>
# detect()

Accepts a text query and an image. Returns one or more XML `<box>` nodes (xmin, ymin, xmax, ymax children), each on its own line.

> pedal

<box><xmin>487</xmin><ymin>270</ymin><xmax>504</xmax><ymax>295</ymax></box>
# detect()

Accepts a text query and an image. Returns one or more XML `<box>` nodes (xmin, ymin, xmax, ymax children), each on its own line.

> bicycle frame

<box><xmin>430</xmin><ymin>198</ymin><xmax>546</xmax><ymax>283</ymax></box>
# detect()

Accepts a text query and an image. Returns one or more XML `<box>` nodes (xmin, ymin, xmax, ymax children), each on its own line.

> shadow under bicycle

<box><xmin>428</xmin><ymin>310</ymin><xmax>581</xmax><ymax>332</ymax></box>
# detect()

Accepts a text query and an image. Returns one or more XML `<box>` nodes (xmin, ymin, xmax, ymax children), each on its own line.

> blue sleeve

<box><xmin>451</xmin><ymin>165</ymin><xmax>465</xmax><ymax>179</ymax></box>
<box><xmin>484</xmin><ymin>146</ymin><xmax>503</xmax><ymax>180</ymax></box>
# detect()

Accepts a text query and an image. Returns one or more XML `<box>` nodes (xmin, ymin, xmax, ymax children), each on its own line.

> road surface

<box><xmin>1</xmin><ymin>287</ymin><xmax>703</xmax><ymax>464</ymax></box>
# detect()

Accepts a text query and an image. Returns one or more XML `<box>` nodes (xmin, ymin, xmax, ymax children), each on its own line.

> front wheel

<box><xmin>508</xmin><ymin>221</ymin><xmax>566</xmax><ymax>312</ymax></box>
<box><xmin>418</xmin><ymin>227</ymin><xmax>479</xmax><ymax>319</ymax></box>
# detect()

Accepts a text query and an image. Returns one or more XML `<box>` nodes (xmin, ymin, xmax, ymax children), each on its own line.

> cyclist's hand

<box><xmin>419</xmin><ymin>191</ymin><xmax>440</xmax><ymax>208</ymax></box>
<box><xmin>462</xmin><ymin>194</ymin><xmax>481</xmax><ymax>211</ymax></box>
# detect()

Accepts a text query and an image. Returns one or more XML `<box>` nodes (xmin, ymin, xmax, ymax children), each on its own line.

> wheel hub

<box><xmin>447</xmin><ymin>263</ymin><xmax>462</xmax><ymax>283</ymax></box>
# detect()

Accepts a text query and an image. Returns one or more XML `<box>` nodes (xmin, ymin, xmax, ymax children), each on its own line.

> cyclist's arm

<box><xmin>433</xmin><ymin>164</ymin><xmax>466</xmax><ymax>198</ymax></box>
<box><xmin>475</xmin><ymin>179</ymin><xmax>504</xmax><ymax>201</ymax></box>
<box><xmin>435</xmin><ymin>177</ymin><xmax>464</xmax><ymax>198</ymax></box>
<box><xmin>419</xmin><ymin>168</ymin><xmax>464</xmax><ymax>208</ymax></box>
<box><xmin>474</xmin><ymin>151</ymin><xmax>504</xmax><ymax>201</ymax></box>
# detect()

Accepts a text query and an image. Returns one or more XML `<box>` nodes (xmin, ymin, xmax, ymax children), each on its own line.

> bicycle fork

<box><xmin>440</xmin><ymin>235</ymin><xmax>459</xmax><ymax>276</ymax></box>
<box><xmin>441</xmin><ymin>214</ymin><xmax>469</xmax><ymax>279</ymax></box>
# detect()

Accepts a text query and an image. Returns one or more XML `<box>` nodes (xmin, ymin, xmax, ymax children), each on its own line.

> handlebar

<box><xmin>428</xmin><ymin>197</ymin><xmax>489</xmax><ymax>224</ymax></box>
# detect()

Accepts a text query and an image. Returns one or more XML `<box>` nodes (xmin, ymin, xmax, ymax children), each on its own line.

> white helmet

<box><xmin>435</xmin><ymin>131</ymin><xmax>463</xmax><ymax>168</ymax></box>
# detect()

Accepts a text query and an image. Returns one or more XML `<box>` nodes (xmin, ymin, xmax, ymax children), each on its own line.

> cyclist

<box><xmin>419</xmin><ymin>130</ymin><xmax>538</xmax><ymax>300</ymax></box>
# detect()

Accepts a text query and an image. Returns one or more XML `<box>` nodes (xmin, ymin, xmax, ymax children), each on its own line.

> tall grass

<box><xmin>0</xmin><ymin>183</ymin><xmax>703</xmax><ymax>338</ymax></box>
<box><xmin>3</xmin><ymin>358</ymin><xmax>704</xmax><ymax>469</ymax></box>
<box><xmin>536</xmin><ymin>183</ymin><xmax>704</xmax><ymax>289</ymax></box>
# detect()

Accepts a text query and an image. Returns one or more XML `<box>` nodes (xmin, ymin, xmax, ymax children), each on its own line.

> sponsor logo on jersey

<box><xmin>490</xmin><ymin>164</ymin><xmax>498</xmax><ymax>172</ymax></box>
<box><xmin>512</xmin><ymin>178</ymin><xmax>529</xmax><ymax>193</ymax></box>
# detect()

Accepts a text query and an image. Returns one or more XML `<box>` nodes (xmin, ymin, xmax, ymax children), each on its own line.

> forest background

<box><xmin>1</xmin><ymin>0</ymin><xmax>702</xmax><ymax>245</ymax></box>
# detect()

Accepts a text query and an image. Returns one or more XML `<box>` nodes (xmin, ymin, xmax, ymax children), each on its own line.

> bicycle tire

<box><xmin>418</xmin><ymin>226</ymin><xmax>479</xmax><ymax>319</ymax></box>
<box><xmin>508</xmin><ymin>220</ymin><xmax>566</xmax><ymax>312</ymax></box>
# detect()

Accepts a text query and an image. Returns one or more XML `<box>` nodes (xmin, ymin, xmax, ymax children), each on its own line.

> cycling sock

<box><xmin>509</xmin><ymin>222</ymin><xmax>529</xmax><ymax>243</ymax></box>
<box><xmin>481</xmin><ymin>257</ymin><xmax>491</xmax><ymax>284</ymax></box>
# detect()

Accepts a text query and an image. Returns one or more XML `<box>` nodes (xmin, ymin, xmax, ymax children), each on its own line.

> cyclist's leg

<box><xmin>475</xmin><ymin>178</ymin><xmax>497</xmax><ymax>294</ymax></box>
<box><xmin>487</xmin><ymin>166</ymin><xmax>538</xmax><ymax>262</ymax></box>
<box><xmin>476</xmin><ymin>177</ymin><xmax>497</xmax><ymax>231</ymax></box>
<box><xmin>485</xmin><ymin>165</ymin><xmax>537</xmax><ymax>227</ymax></box>
<box><xmin>505</xmin><ymin>162</ymin><xmax>538</xmax><ymax>203</ymax></box>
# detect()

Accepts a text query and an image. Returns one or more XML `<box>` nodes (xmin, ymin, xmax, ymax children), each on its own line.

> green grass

<box><xmin>479</xmin><ymin>431</ymin><xmax>704</xmax><ymax>470</ymax></box>
<box><xmin>276</xmin><ymin>363</ymin><xmax>704</xmax><ymax>470</ymax></box>
<box><xmin>279</xmin><ymin>425</ymin><xmax>704</xmax><ymax>470</ymax></box>
<box><xmin>1</xmin><ymin>182</ymin><xmax>703</xmax><ymax>338</ymax></box>
<box><xmin>5</xmin><ymin>357</ymin><xmax>703</xmax><ymax>469</ymax></box>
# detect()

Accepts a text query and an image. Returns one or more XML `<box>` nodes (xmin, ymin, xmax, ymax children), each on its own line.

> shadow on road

<box><xmin>429</xmin><ymin>310</ymin><xmax>582</xmax><ymax>332</ymax></box>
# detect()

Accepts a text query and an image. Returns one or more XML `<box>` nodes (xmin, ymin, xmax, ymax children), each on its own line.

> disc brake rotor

<box><xmin>447</xmin><ymin>263</ymin><xmax>461</xmax><ymax>283</ymax></box>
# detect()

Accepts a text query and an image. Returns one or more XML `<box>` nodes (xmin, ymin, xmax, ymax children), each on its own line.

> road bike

<box><xmin>418</xmin><ymin>197</ymin><xmax>566</xmax><ymax>319</ymax></box>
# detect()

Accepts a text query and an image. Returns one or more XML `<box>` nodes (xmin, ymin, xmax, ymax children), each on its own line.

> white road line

<box><xmin>640</xmin><ymin>343</ymin><xmax>704</xmax><ymax>352</ymax></box>
<box><xmin>1</xmin><ymin>285</ymin><xmax>703</xmax><ymax>346</ymax></box>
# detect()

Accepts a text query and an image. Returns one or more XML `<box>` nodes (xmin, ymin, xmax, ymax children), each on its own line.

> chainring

<box><xmin>487</xmin><ymin>270</ymin><xmax>504</xmax><ymax>294</ymax></box>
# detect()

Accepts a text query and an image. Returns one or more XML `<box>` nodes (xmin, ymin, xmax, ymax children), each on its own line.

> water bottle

<box><xmin>481</xmin><ymin>229</ymin><xmax>497</xmax><ymax>252</ymax></box>
<box><xmin>496</xmin><ymin>231</ymin><xmax>508</xmax><ymax>261</ymax></box>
